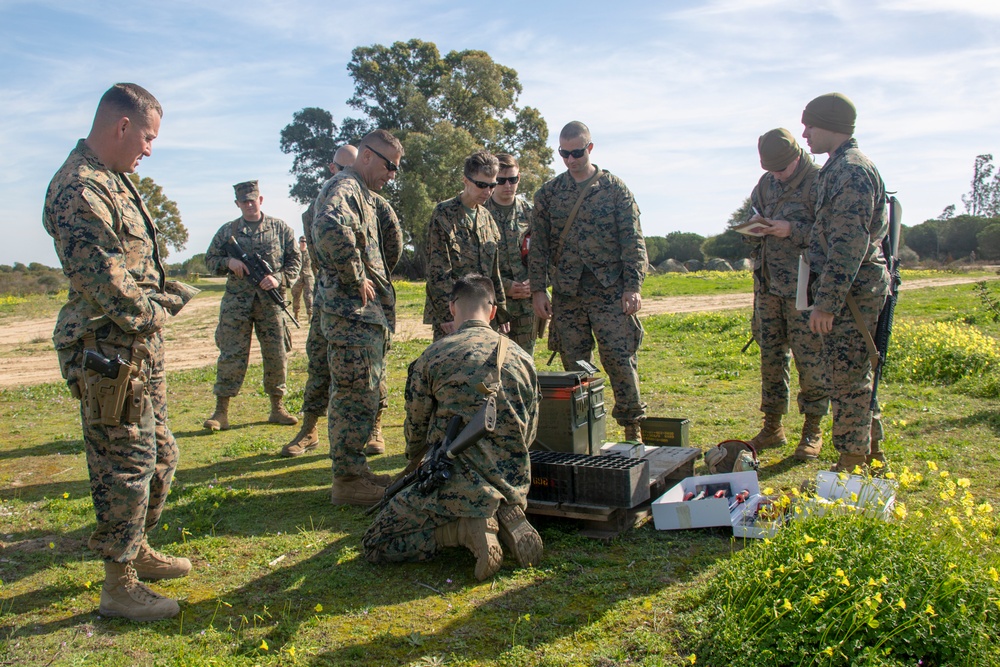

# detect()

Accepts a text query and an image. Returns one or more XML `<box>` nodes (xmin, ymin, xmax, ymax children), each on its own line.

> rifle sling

<box><xmin>815</xmin><ymin>233</ymin><xmax>881</xmax><ymax>372</ymax></box>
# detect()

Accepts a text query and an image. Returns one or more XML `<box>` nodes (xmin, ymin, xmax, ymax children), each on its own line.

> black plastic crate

<box><xmin>573</xmin><ymin>455</ymin><xmax>650</xmax><ymax>508</ymax></box>
<box><xmin>528</xmin><ymin>450</ymin><xmax>576</xmax><ymax>502</ymax></box>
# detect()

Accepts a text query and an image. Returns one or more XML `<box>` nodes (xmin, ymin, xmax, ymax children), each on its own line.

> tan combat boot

<box><xmin>330</xmin><ymin>473</ymin><xmax>387</xmax><ymax>507</ymax></box>
<box><xmin>749</xmin><ymin>413</ymin><xmax>787</xmax><ymax>450</ymax></box>
<box><xmin>623</xmin><ymin>422</ymin><xmax>642</xmax><ymax>443</ymax></box>
<box><xmin>99</xmin><ymin>561</ymin><xmax>179</xmax><ymax>621</ymax></box>
<box><xmin>281</xmin><ymin>412</ymin><xmax>320</xmax><ymax>457</ymax></box>
<box><xmin>497</xmin><ymin>502</ymin><xmax>543</xmax><ymax>568</ymax></box>
<box><xmin>435</xmin><ymin>516</ymin><xmax>503</xmax><ymax>581</ymax></box>
<box><xmin>268</xmin><ymin>395</ymin><xmax>298</xmax><ymax>426</ymax></box>
<box><xmin>133</xmin><ymin>538</ymin><xmax>192</xmax><ymax>580</ymax></box>
<box><xmin>831</xmin><ymin>453</ymin><xmax>868</xmax><ymax>473</ymax></box>
<box><xmin>203</xmin><ymin>396</ymin><xmax>230</xmax><ymax>431</ymax></box>
<box><xmin>793</xmin><ymin>414</ymin><xmax>823</xmax><ymax>461</ymax></box>
<box><xmin>364</xmin><ymin>409</ymin><xmax>386</xmax><ymax>456</ymax></box>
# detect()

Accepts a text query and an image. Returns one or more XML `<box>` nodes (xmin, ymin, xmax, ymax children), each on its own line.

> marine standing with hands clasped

<box><xmin>485</xmin><ymin>153</ymin><xmax>536</xmax><ymax>353</ymax></box>
<box><xmin>203</xmin><ymin>180</ymin><xmax>301</xmax><ymax>431</ymax></box>
<box><xmin>799</xmin><ymin>93</ymin><xmax>890</xmax><ymax>472</ymax></box>
<box><xmin>746</xmin><ymin>129</ymin><xmax>829</xmax><ymax>461</ymax></box>
<box><xmin>290</xmin><ymin>235</ymin><xmax>313</xmax><ymax>321</ymax></box>
<box><xmin>529</xmin><ymin>121</ymin><xmax>647</xmax><ymax>441</ymax></box>
<box><xmin>44</xmin><ymin>83</ymin><xmax>198</xmax><ymax>621</ymax></box>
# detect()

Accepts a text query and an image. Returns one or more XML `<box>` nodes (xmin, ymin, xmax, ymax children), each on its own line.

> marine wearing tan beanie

<box><xmin>801</xmin><ymin>93</ymin><xmax>856</xmax><ymax>135</ymax></box>
<box><xmin>758</xmin><ymin>128</ymin><xmax>802</xmax><ymax>171</ymax></box>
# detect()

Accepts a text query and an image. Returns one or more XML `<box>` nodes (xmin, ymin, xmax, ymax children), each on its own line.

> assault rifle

<box><xmin>366</xmin><ymin>396</ymin><xmax>498</xmax><ymax>516</ymax></box>
<box><xmin>870</xmin><ymin>195</ymin><xmax>902</xmax><ymax>410</ymax></box>
<box><xmin>225</xmin><ymin>236</ymin><xmax>300</xmax><ymax>328</ymax></box>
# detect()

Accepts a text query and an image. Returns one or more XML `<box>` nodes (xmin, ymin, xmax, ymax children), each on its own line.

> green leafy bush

<box><xmin>887</xmin><ymin>320</ymin><xmax>999</xmax><ymax>386</ymax></box>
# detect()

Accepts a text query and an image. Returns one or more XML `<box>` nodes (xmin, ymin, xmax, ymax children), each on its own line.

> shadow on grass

<box><xmin>948</xmin><ymin>409</ymin><xmax>1000</xmax><ymax>436</ymax></box>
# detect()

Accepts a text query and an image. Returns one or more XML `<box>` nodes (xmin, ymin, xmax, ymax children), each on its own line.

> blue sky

<box><xmin>2</xmin><ymin>0</ymin><xmax>999</xmax><ymax>266</ymax></box>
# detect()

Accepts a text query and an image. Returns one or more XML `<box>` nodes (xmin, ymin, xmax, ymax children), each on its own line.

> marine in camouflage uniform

<box><xmin>290</xmin><ymin>236</ymin><xmax>313</xmax><ymax>320</ymax></box>
<box><xmin>204</xmin><ymin>181</ymin><xmax>300</xmax><ymax>427</ymax></box>
<box><xmin>44</xmin><ymin>83</ymin><xmax>195</xmax><ymax>621</ymax></box>
<box><xmin>745</xmin><ymin>129</ymin><xmax>828</xmax><ymax>459</ymax></box>
<box><xmin>802</xmin><ymin>94</ymin><xmax>889</xmax><ymax>470</ymax></box>
<box><xmin>424</xmin><ymin>151</ymin><xmax>507</xmax><ymax>341</ymax></box>
<box><xmin>529</xmin><ymin>122</ymin><xmax>647</xmax><ymax>437</ymax></box>
<box><xmin>363</xmin><ymin>275</ymin><xmax>540</xmax><ymax>579</ymax></box>
<box><xmin>312</xmin><ymin>130</ymin><xmax>402</xmax><ymax>505</ymax></box>
<box><xmin>485</xmin><ymin>153</ymin><xmax>536</xmax><ymax>353</ymax></box>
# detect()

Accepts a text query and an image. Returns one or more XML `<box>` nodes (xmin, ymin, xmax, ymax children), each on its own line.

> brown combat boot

<box><xmin>496</xmin><ymin>502</ymin><xmax>543</xmax><ymax>568</ymax></box>
<box><xmin>364</xmin><ymin>409</ymin><xmax>386</xmax><ymax>456</ymax></box>
<box><xmin>330</xmin><ymin>474</ymin><xmax>386</xmax><ymax>507</ymax></box>
<box><xmin>749</xmin><ymin>413</ymin><xmax>787</xmax><ymax>450</ymax></box>
<box><xmin>623</xmin><ymin>422</ymin><xmax>642</xmax><ymax>443</ymax></box>
<box><xmin>268</xmin><ymin>395</ymin><xmax>298</xmax><ymax>426</ymax></box>
<box><xmin>133</xmin><ymin>538</ymin><xmax>191</xmax><ymax>580</ymax></box>
<box><xmin>793</xmin><ymin>414</ymin><xmax>823</xmax><ymax>461</ymax></box>
<box><xmin>831</xmin><ymin>453</ymin><xmax>868</xmax><ymax>473</ymax></box>
<box><xmin>99</xmin><ymin>561</ymin><xmax>179</xmax><ymax>621</ymax></box>
<box><xmin>281</xmin><ymin>412</ymin><xmax>320</xmax><ymax>457</ymax></box>
<box><xmin>203</xmin><ymin>396</ymin><xmax>230</xmax><ymax>431</ymax></box>
<box><xmin>435</xmin><ymin>516</ymin><xmax>503</xmax><ymax>581</ymax></box>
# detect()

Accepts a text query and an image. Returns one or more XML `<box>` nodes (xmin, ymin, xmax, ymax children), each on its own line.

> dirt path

<box><xmin>0</xmin><ymin>275</ymin><xmax>993</xmax><ymax>389</ymax></box>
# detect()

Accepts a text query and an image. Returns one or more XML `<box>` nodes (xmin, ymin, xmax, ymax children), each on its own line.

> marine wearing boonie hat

<box><xmin>801</xmin><ymin>93</ymin><xmax>856</xmax><ymax>135</ymax></box>
<box><xmin>758</xmin><ymin>128</ymin><xmax>803</xmax><ymax>172</ymax></box>
<box><xmin>233</xmin><ymin>180</ymin><xmax>260</xmax><ymax>201</ymax></box>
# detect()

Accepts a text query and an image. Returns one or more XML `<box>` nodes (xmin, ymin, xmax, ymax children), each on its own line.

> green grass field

<box><xmin>1</xmin><ymin>271</ymin><xmax>998</xmax><ymax>666</ymax></box>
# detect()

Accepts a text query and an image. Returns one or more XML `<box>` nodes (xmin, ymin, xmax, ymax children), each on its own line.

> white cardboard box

<box><xmin>651</xmin><ymin>471</ymin><xmax>760</xmax><ymax>530</ymax></box>
<box><xmin>803</xmin><ymin>471</ymin><xmax>897</xmax><ymax>520</ymax></box>
<box><xmin>732</xmin><ymin>494</ymin><xmax>786</xmax><ymax>539</ymax></box>
<box><xmin>600</xmin><ymin>441</ymin><xmax>645</xmax><ymax>458</ymax></box>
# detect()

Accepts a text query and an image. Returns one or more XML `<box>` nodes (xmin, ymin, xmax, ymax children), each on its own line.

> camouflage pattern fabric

<box><xmin>205</xmin><ymin>213</ymin><xmax>300</xmax><ymax>397</ymax></box>
<box><xmin>485</xmin><ymin>195</ymin><xmax>536</xmax><ymax>353</ymax></box>
<box><xmin>44</xmin><ymin>140</ymin><xmax>180</xmax><ymax>562</ymax></box>
<box><xmin>528</xmin><ymin>167</ymin><xmax>647</xmax><ymax>424</ymax></box>
<box><xmin>423</xmin><ymin>197</ymin><xmax>507</xmax><ymax>338</ymax></box>
<box><xmin>747</xmin><ymin>154</ymin><xmax>827</xmax><ymax>416</ymax></box>
<box><xmin>808</xmin><ymin>139</ymin><xmax>890</xmax><ymax>455</ymax></box>
<box><xmin>312</xmin><ymin>168</ymin><xmax>395</xmax><ymax>476</ymax></box>
<box><xmin>362</xmin><ymin>320</ymin><xmax>539</xmax><ymax>563</ymax></box>
<box><xmin>291</xmin><ymin>249</ymin><xmax>313</xmax><ymax>318</ymax></box>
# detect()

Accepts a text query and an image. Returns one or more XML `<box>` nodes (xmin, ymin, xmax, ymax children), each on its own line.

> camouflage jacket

<box><xmin>43</xmin><ymin>140</ymin><xmax>168</xmax><ymax>351</ymax></box>
<box><xmin>485</xmin><ymin>195</ymin><xmax>534</xmax><ymax>318</ymax></box>
<box><xmin>748</xmin><ymin>153</ymin><xmax>819</xmax><ymax>299</ymax></box>
<box><xmin>304</xmin><ymin>186</ymin><xmax>401</xmax><ymax>277</ymax></box>
<box><xmin>528</xmin><ymin>166</ymin><xmax>646</xmax><ymax>296</ymax></box>
<box><xmin>423</xmin><ymin>196</ymin><xmax>507</xmax><ymax>325</ymax></box>
<box><xmin>206</xmin><ymin>213</ymin><xmax>300</xmax><ymax>317</ymax></box>
<box><xmin>311</xmin><ymin>168</ymin><xmax>396</xmax><ymax>330</ymax></box>
<box><xmin>404</xmin><ymin>319</ymin><xmax>540</xmax><ymax>514</ymax></box>
<box><xmin>808</xmin><ymin>139</ymin><xmax>889</xmax><ymax>313</ymax></box>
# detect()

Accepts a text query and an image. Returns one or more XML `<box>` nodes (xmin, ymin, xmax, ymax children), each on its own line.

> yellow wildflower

<box><xmin>925</xmin><ymin>604</ymin><xmax>936</xmax><ymax>616</ymax></box>
<box><xmin>764</xmin><ymin>568</ymin><xmax>772</xmax><ymax>579</ymax></box>
<box><xmin>287</xmin><ymin>647</ymin><xmax>296</xmax><ymax>658</ymax></box>
<box><xmin>988</xmin><ymin>567</ymin><xmax>998</xmax><ymax>582</ymax></box>
<box><xmin>957</xmin><ymin>478</ymin><xmax>971</xmax><ymax>488</ymax></box>
<box><xmin>782</xmin><ymin>599</ymin><xmax>793</xmax><ymax>612</ymax></box>
<box><xmin>927</xmin><ymin>461</ymin><xmax>938</xmax><ymax>471</ymax></box>
<box><xmin>315</xmin><ymin>603</ymin><xmax>323</xmax><ymax>613</ymax></box>
<box><xmin>869</xmin><ymin>458</ymin><xmax>884</xmax><ymax>469</ymax></box>
<box><xmin>804</xmin><ymin>553</ymin><xmax>814</xmax><ymax>564</ymax></box>
<box><xmin>687</xmin><ymin>655</ymin><xmax>697</xmax><ymax>665</ymax></box>
<box><xmin>897</xmin><ymin>599</ymin><xmax>906</xmax><ymax>610</ymax></box>
<box><xmin>874</xmin><ymin>592</ymin><xmax>883</xmax><ymax>604</ymax></box>
<box><xmin>810</xmin><ymin>595</ymin><xmax>821</xmax><ymax>606</ymax></box>
<box><xmin>803</xmin><ymin>533</ymin><xmax>816</xmax><ymax>544</ymax></box>
<box><xmin>822</xmin><ymin>647</ymin><xmax>834</xmax><ymax>657</ymax></box>
<box><xmin>62</xmin><ymin>492</ymin><xmax>69</xmax><ymax>499</ymax></box>
<box><xmin>260</xmin><ymin>639</ymin><xmax>269</xmax><ymax>651</ymax></box>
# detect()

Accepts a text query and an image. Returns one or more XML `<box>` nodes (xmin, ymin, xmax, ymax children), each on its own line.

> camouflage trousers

<box><xmin>58</xmin><ymin>330</ymin><xmax>178</xmax><ymax>563</ymax></box>
<box><xmin>506</xmin><ymin>297</ymin><xmax>536</xmax><ymax>355</ymax></box>
<box><xmin>551</xmin><ymin>275</ymin><xmax>646</xmax><ymax>424</ymax></box>
<box><xmin>291</xmin><ymin>274</ymin><xmax>313</xmax><ymax>319</ymax></box>
<box><xmin>302</xmin><ymin>301</ymin><xmax>389</xmax><ymax>418</ymax></box>
<box><xmin>212</xmin><ymin>294</ymin><xmax>287</xmax><ymax>397</ymax></box>
<box><xmin>752</xmin><ymin>288</ymin><xmax>828</xmax><ymax>416</ymax></box>
<box><xmin>323</xmin><ymin>313</ymin><xmax>388</xmax><ymax>477</ymax></box>
<box><xmin>821</xmin><ymin>293</ymin><xmax>886</xmax><ymax>456</ymax></box>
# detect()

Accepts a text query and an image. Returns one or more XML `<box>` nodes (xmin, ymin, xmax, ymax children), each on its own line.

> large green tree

<box><xmin>128</xmin><ymin>174</ymin><xmax>187</xmax><ymax>259</ymax></box>
<box><xmin>961</xmin><ymin>154</ymin><xmax>1000</xmax><ymax>217</ymax></box>
<box><xmin>281</xmin><ymin>39</ymin><xmax>554</xmax><ymax>275</ymax></box>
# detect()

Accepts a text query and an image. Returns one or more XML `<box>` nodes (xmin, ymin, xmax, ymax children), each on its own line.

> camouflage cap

<box><xmin>758</xmin><ymin>128</ymin><xmax>801</xmax><ymax>171</ymax></box>
<box><xmin>233</xmin><ymin>180</ymin><xmax>260</xmax><ymax>202</ymax></box>
<box><xmin>801</xmin><ymin>93</ymin><xmax>856</xmax><ymax>135</ymax></box>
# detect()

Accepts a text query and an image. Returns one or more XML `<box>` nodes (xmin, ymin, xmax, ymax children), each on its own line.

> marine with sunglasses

<box><xmin>485</xmin><ymin>153</ymin><xmax>536</xmax><ymax>354</ymax></box>
<box><xmin>528</xmin><ymin>121</ymin><xmax>648</xmax><ymax>442</ymax></box>
<box><xmin>423</xmin><ymin>150</ymin><xmax>508</xmax><ymax>341</ymax></box>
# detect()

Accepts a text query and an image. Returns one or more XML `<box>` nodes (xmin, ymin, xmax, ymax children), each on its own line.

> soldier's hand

<box><xmin>228</xmin><ymin>258</ymin><xmax>249</xmax><ymax>278</ymax></box>
<box><xmin>258</xmin><ymin>274</ymin><xmax>280</xmax><ymax>291</ymax></box>
<box><xmin>758</xmin><ymin>218</ymin><xmax>791</xmax><ymax>238</ymax></box>
<box><xmin>622</xmin><ymin>290</ymin><xmax>642</xmax><ymax>315</ymax></box>
<box><xmin>499</xmin><ymin>322</ymin><xmax>511</xmax><ymax>334</ymax></box>
<box><xmin>509</xmin><ymin>280</ymin><xmax>531</xmax><ymax>299</ymax></box>
<box><xmin>809</xmin><ymin>308</ymin><xmax>834</xmax><ymax>334</ymax></box>
<box><xmin>359</xmin><ymin>278</ymin><xmax>376</xmax><ymax>306</ymax></box>
<box><xmin>532</xmin><ymin>291</ymin><xmax>552</xmax><ymax>320</ymax></box>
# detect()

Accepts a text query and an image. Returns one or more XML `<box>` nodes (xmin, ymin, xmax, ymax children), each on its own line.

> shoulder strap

<box><xmin>479</xmin><ymin>333</ymin><xmax>512</xmax><ymax>395</ymax></box>
<box><xmin>554</xmin><ymin>169</ymin><xmax>604</xmax><ymax>265</ymax></box>
<box><xmin>815</xmin><ymin>234</ymin><xmax>881</xmax><ymax>371</ymax></box>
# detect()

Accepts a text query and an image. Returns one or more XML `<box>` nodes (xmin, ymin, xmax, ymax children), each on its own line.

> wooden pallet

<box><xmin>526</xmin><ymin>445</ymin><xmax>701</xmax><ymax>539</ymax></box>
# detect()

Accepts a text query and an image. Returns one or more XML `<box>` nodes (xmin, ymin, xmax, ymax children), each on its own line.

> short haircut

<box><xmin>299</xmin><ymin>236</ymin><xmax>306</xmax><ymax>242</ymax></box>
<box><xmin>449</xmin><ymin>273</ymin><xmax>495</xmax><ymax>308</ymax></box>
<box><xmin>495</xmin><ymin>153</ymin><xmax>519</xmax><ymax>171</ymax></box>
<box><xmin>359</xmin><ymin>129</ymin><xmax>404</xmax><ymax>157</ymax></box>
<box><xmin>97</xmin><ymin>83</ymin><xmax>162</xmax><ymax>121</ymax></box>
<box><xmin>464</xmin><ymin>150</ymin><xmax>499</xmax><ymax>179</ymax></box>
<box><xmin>560</xmin><ymin>121</ymin><xmax>591</xmax><ymax>145</ymax></box>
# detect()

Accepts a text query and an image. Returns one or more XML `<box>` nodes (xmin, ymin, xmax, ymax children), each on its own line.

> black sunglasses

<box><xmin>496</xmin><ymin>175</ymin><xmax>520</xmax><ymax>185</ymax></box>
<box><xmin>558</xmin><ymin>145</ymin><xmax>590</xmax><ymax>159</ymax></box>
<box><xmin>470</xmin><ymin>178</ymin><xmax>498</xmax><ymax>189</ymax></box>
<box><xmin>367</xmin><ymin>146</ymin><xmax>399</xmax><ymax>172</ymax></box>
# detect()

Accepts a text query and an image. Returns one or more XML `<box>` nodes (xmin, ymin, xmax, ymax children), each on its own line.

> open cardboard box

<box><xmin>651</xmin><ymin>470</ymin><xmax>760</xmax><ymax>530</ymax></box>
<box><xmin>801</xmin><ymin>471</ymin><xmax>897</xmax><ymax>520</ymax></box>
